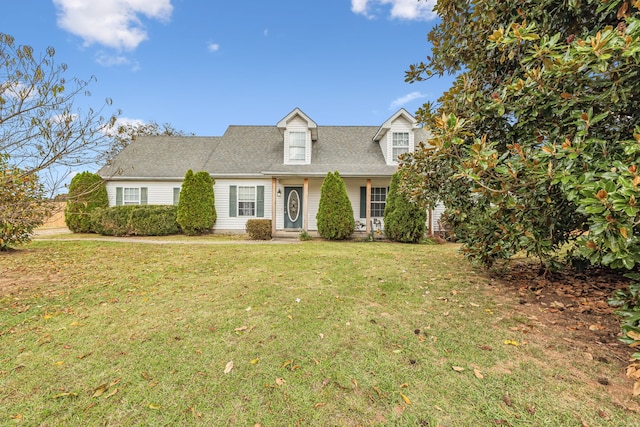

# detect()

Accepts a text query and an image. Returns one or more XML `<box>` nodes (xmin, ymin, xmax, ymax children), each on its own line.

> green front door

<box><xmin>284</xmin><ymin>187</ymin><xmax>303</xmax><ymax>229</ymax></box>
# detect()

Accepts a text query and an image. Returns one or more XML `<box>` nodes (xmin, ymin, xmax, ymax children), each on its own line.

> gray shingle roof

<box><xmin>98</xmin><ymin>125</ymin><xmax>430</xmax><ymax>179</ymax></box>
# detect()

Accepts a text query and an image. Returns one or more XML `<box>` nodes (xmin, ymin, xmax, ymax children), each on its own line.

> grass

<box><xmin>0</xmin><ymin>239</ymin><xmax>636</xmax><ymax>426</ymax></box>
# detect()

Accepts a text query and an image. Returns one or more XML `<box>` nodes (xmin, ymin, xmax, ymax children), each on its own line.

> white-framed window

<box><xmin>123</xmin><ymin>187</ymin><xmax>140</xmax><ymax>205</ymax></box>
<box><xmin>288</xmin><ymin>131</ymin><xmax>306</xmax><ymax>161</ymax></box>
<box><xmin>238</xmin><ymin>186</ymin><xmax>256</xmax><ymax>216</ymax></box>
<box><xmin>370</xmin><ymin>187</ymin><xmax>387</xmax><ymax>217</ymax></box>
<box><xmin>392</xmin><ymin>132</ymin><xmax>409</xmax><ymax>162</ymax></box>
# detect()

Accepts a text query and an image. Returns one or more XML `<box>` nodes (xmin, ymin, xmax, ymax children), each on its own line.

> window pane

<box><xmin>392</xmin><ymin>132</ymin><xmax>409</xmax><ymax>162</ymax></box>
<box><xmin>123</xmin><ymin>188</ymin><xmax>139</xmax><ymax>205</ymax></box>
<box><xmin>289</xmin><ymin>131</ymin><xmax>306</xmax><ymax>161</ymax></box>
<box><xmin>238</xmin><ymin>186</ymin><xmax>256</xmax><ymax>216</ymax></box>
<box><xmin>370</xmin><ymin>187</ymin><xmax>387</xmax><ymax>217</ymax></box>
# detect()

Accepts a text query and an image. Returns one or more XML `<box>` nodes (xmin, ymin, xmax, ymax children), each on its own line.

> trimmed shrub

<box><xmin>384</xmin><ymin>172</ymin><xmax>426</xmax><ymax>243</ymax></box>
<box><xmin>177</xmin><ymin>170</ymin><xmax>216</xmax><ymax>235</ymax></box>
<box><xmin>65</xmin><ymin>171</ymin><xmax>108</xmax><ymax>233</ymax></box>
<box><xmin>246</xmin><ymin>219</ymin><xmax>272</xmax><ymax>240</ymax></box>
<box><xmin>92</xmin><ymin>205</ymin><xmax>179</xmax><ymax>236</ymax></box>
<box><xmin>316</xmin><ymin>171</ymin><xmax>355</xmax><ymax>240</ymax></box>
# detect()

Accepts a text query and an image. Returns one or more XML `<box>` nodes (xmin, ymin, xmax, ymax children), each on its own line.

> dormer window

<box><xmin>288</xmin><ymin>131</ymin><xmax>306</xmax><ymax>161</ymax></box>
<box><xmin>392</xmin><ymin>132</ymin><xmax>409</xmax><ymax>162</ymax></box>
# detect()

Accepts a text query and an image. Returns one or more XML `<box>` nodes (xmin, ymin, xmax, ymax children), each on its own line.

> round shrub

<box><xmin>65</xmin><ymin>172</ymin><xmax>108</xmax><ymax>233</ymax></box>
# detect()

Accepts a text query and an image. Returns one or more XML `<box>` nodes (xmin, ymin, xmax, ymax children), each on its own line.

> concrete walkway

<box><xmin>33</xmin><ymin>227</ymin><xmax>301</xmax><ymax>245</ymax></box>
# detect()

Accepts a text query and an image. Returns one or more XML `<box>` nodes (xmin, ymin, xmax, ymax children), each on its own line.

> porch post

<box><xmin>428</xmin><ymin>208</ymin><xmax>434</xmax><ymax>237</ymax></box>
<box><xmin>272</xmin><ymin>177</ymin><xmax>277</xmax><ymax>235</ymax></box>
<box><xmin>303</xmin><ymin>178</ymin><xmax>309</xmax><ymax>231</ymax></box>
<box><xmin>366</xmin><ymin>179</ymin><xmax>371</xmax><ymax>233</ymax></box>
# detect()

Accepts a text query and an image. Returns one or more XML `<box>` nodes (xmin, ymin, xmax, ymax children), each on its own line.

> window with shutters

<box><xmin>116</xmin><ymin>187</ymin><xmax>147</xmax><ymax>205</ymax></box>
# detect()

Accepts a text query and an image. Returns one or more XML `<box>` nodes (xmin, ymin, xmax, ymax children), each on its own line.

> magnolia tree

<box><xmin>402</xmin><ymin>0</ymin><xmax>640</xmax><ymax>270</ymax></box>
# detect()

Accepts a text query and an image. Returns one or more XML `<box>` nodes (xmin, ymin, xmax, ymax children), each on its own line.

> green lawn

<box><xmin>0</xmin><ymin>239</ymin><xmax>636</xmax><ymax>426</ymax></box>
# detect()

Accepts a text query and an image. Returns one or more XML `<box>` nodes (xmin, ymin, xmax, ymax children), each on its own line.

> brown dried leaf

<box><xmin>275</xmin><ymin>377</ymin><xmax>285</xmax><ymax>386</ymax></box>
<box><xmin>452</xmin><ymin>366</ymin><xmax>465</xmax><ymax>372</ymax></box>
<box><xmin>104</xmin><ymin>388</ymin><xmax>118</xmax><ymax>399</ymax></box>
<box><xmin>313</xmin><ymin>402</ymin><xmax>326</xmax><ymax>409</ymax></box>
<box><xmin>224</xmin><ymin>361</ymin><xmax>234</xmax><ymax>374</ymax></box>
<box><xmin>92</xmin><ymin>384</ymin><xmax>108</xmax><ymax>398</ymax></box>
<box><xmin>474</xmin><ymin>369</ymin><xmax>484</xmax><ymax>379</ymax></box>
<box><xmin>400</xmin><ymin>392</ymin><xmax>412</xmax><ymax>405</ymax></box>
<box><xmin>634</xmin><ymin>381</ymin><xmax>640</xmax><ymax>397</ymax></box>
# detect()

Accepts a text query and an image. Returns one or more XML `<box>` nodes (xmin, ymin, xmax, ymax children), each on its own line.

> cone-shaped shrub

<box><xmin>65</xmin><ymin>171</ymin><xmax>108</xmax><ymax>233</ymax></box>
<box><xmin>177</xmin><ymin>170</ymin><xmax>216</xmax><ymax>235</ymax></box>
<box><xmin>316</xmin><ymin>171</ymin><xmax>354</xmax><ymax>240</ymax></box>
<box><xmin>384</xmin><ymin>172</ymin><xmax>426</xmax><ymax>243</ymax></box>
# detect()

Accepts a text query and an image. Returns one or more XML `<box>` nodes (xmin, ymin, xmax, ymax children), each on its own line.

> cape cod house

<box><xmin>98</xmin><ymin>108</ymin><xmax>444</xmax><ymax>236</ymax></box>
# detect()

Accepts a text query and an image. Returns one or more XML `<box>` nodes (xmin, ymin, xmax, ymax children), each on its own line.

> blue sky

<box><xmin>3</xmin><ymin>0</ymin><xmax>449</xmax><ymax>137</ymax></box>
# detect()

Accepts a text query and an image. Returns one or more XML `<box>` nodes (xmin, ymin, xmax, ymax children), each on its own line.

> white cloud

<box><xmin>390</xmin><ymin>91</ymin><xmax>427</xmax><ymax>109</ymax></box>
<box><xmin>207</xmin><ymin>43</ymin><xmax>220</xmax><ymax>53</ymax></box>
<box><xmin>53</xmin><ymin>0</ymin><xmax>173</xmax><ymax>51</ymax></box>
<box><xmin>351</xmin><ymin>0</ymin><xmax>437</xmax><ymax>21</ymax></box>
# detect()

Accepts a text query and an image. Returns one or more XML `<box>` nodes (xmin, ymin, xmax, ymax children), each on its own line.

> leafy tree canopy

<box><xmin>402</xmin><ymin>0</ymin><xmax>640</xmax><ymax>270</ymax></box>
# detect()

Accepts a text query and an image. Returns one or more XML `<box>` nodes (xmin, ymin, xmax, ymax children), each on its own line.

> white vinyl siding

<box><xmin>107</xmin><ymin>181</ymin><xmax>184</xmax><ymax>206</ymax></box>
<box><xmin>283</xmin><ymin>116</ymin><xmax>311</xmax><ymax>165</ymax></box>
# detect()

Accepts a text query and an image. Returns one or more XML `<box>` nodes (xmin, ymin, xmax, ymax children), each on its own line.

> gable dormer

<box><xmin>372</xmin><ymin>108</ymin><xmax>418</xmax><ymax>165</ymax></box>
<box><xmin>277</xmin><ymin>108</ymin><xmax>318</xmax><ymax>165</ymax></box>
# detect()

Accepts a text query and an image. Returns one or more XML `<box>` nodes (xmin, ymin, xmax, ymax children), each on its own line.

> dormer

<box><xmin>372</xmin><ymin>108</ymin><xmax>418</xmax><ymax>165</ymax></box>
<box><xmin>277</xmin><ymin>108</ymin><xmax>318</xmax><ymax>165</ymax></box>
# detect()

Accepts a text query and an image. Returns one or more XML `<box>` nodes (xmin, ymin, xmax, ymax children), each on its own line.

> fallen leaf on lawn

<box><xmin>372</xmin><ymin>386</ymin><xmax>384</xmax><ymax>398</ymax></box>
<box><xmin>148</xmin><ymin>381</ymin><xmax>159</xmax><ymax>388</ymax></box>
<box><xmin>480</xmin><ymin>345</ymin><xmax>493</xmax><ymax>351</ymax></box>
<box><xmin>234</xmin><ymin>326</ymin><xmax>248</xmax><ymax>332</ymax></box>
<box><xmin>474</xmin><ymin>369</ymin><xmax>484</xmax><ymax>379</ymax></box>
<box><xmin>141</xmin><ymin>372</ymin><xmax>152</xmax><ymax>380</ymax></box>
<box><xmin>104</xmin><ymin>388</ymin><xmax>118</xmax><ymax>399</ymax></box>
<box><xmin>452</xmin><ymin>366</ymin><xmax>465</xmax><ymax>372</ymax></box>
<box><xmin>77</xmin><ymin>352</ymin><xmax>93</xmax><ymax>360</ymax></box>
<box><xmin>451</xmin><ymin>290</ymin><xmax>458</xmax><ymax>295</ymax></box>
<box><xmin>275</xmin><ymin>377</ymin><xmax>285</xmax><ymax>386</ymax></box>
<box><xmin>392</xmin><ymin>349</ymin><xmax>403</xmax><ymax>354</ymax></box>
<box><xmin>53</xmin><ymin>361</ymin><xmax>65</xmax><ymax>366</ymax></box>
<box><xmin>319</xmin><ymin>333</ymin><xmax>324</xmax><ymax>339</ymax></box>
<box><xmin>351</xmin><ymin>379</ymin><xmax>358</xmax><ymax>388</ymax></box>
<box><xmin>10</xmin><ymin>414</ymin><xmax>22</xmax><ymax>420</ymax></box>
<box><xmin>399</xmin><ymin>382</ymin><xmax>409</xmax><ymax>388</ymax></box>
<box><xmin>281</xmin><ymin>359</ymin><xmax>293</xmax><ymax>369</ymax></box>
<box><xmin>287</xmin><ymin>315</ymin><xmax>293</xmax><ymax>320</ymax></box>
<box><xmin>92</xmin><ymin>383</ymin><xmax>108</xmax><ymax>398</ymax></box>
<box><xmin>245</xmin><ymin>306</ymin><xmax>251</xmax><ymax>312</ymax></box>
<box><xmin>313</xmin><ymin>402</ymin><xmax>326</xmax><ymax>408</ymax></box>
<box><xmin>250</xmin><ymin>358</ymin><xmax>260</xmax><ymax>365</ymax></box>
<box><xmin>224</xmin><ymin>361</ymin><xmax>234</xmax><ymax>374</ymax></box>
<box><xmin>504</xmin><ymin>340</ymin><xmax>520</xmax><ymax>346</ymax></box>
<box><xmin>400</xmin><ymin>392</ymin><xmax>412</xmax><ymax>405</ymax></box>
<box><xmin>634</xmin><ymin>381</ymin><xmax>640</xmax><ymax>397</ymax></box>
<box><xmin>485</xmin><ymin>309</ymin><xmax>494</xmax><ymax>315</ymax></box>
<box><xmin>434</xmin><ymin>405</ymin><xmax>444</xmax><ymax>412</ymax></box>
<box><xmin>52</xmin><ymin>392</ymin><xmax>78</xmax><ymax>399</ymax></box>
<box><xmin>628</xmin><ymin>330</ymin><xmax>640</xmax><ymax>341</ymax></box>
<box><xmin>470</xmin><ymin>302</ymin><xmax>480</xmax><ymax>307</ymax></box>
<box><xmin>149</xmin><ymin>403</ymin><xmax>161</xmax><ymax>410</ymax></box>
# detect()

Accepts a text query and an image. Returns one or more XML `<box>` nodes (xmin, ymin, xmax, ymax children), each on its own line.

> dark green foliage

<box><xmin>316</xmin><ymin>171</ymin><xmax>355</xmax><ymax>240</ymax></box>
<box><xmin>403</xmin><ymin>0</ymin><xmax>640</xmax><ymax>269</ymax></box>
<box><xmin>92</xmin><ymin>205</ymin><xmax>179</xmax><ymax>236</ymax></box>
<box><xmin>384</xmin><ymin>172</ymin><xmax>426</xmax><ymax>243</ymax></box>
<box><xmin>65</xmin><ymin>172</ymin><xmax>108</xmax><ymax>233</ymax></box>
<box><xmin>177</xmin><ymin>170</ymin><xmax>216</xmax><ymax>236</ymax></box>
<box><xmin>609</xmin><ymin>273</ymin><xmax>640</xmax><ymax>361</ymax></box>
<box><xmin>246</xmin><ymin>219</ymin><xmax>272</xmax><ymax>240</ymax></box>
